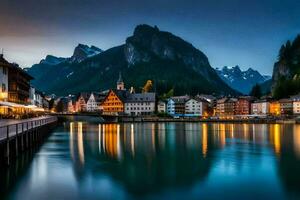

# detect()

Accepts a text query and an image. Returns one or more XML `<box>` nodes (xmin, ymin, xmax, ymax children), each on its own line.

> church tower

<box><xmin>117</xmin><ymin>72</ymin><xmax>125</xmax><ymax>90</ymax></box>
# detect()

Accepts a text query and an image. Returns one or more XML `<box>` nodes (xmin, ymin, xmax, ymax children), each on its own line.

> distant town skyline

<box><xmin>1</xmin><ymin>0</ymin><xmax>300</xmax><ymax>75</ymax></box>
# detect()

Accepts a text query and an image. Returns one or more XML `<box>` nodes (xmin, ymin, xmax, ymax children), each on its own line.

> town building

<box><xmin>291</xmin><ymin>94</ymin><xmax>300</xmax><ymax>115</ymax></box>
<box><xmin>269</xmin><ymin>101</ymin><xmax>280</xmax><ymax>116</ymax></box>
<box><xmin>0</xmin><ymin>54</ymin><xmax>9</xmax><ymax>102</ymax></box>
<box><xmin>157</xmin><ymin>101</ymin><xmax>166</xmax><ymax>113</ymax></box>
<box><xmin>117</xmin><ymin>72</ymin><xmax>125</xmax><ymax>90</ymax></box>
<box><xmin>235</xmin><ymin>96</ymin><xmax>253</xmax><ymax>115</ymax></box>
<box><xmin>0</xmin><ymin>55</ymin><xmax>33</xmax><ymax>104</ymax></box>
<box><xmin>67</xmin><ymin>95</ymin><xmax>77</xmax><ymax>113</ymax></box>
<box><xmin>76</xmin><ymin>93</ymin><xmax>90</xmax><ymax>112</ymax></box>
<box><xmin>251</xmin><ymin>100</ymin><xmax>270</xmax><ymax>115</ymax></box>
<box><xmin>195</xmin><ymin>94</ymin><xmax>216</xmax><ymax>104</ymax></box>
<box><xmin>216</xmin><ymin>98</ymin><xmax>237</xmax><ymax>116</ymax></box>
<box><xmin>101</xmin><ymin>90</ymin><xmax>129</xmax><ymax>115</ymax></box>
<box><xmin>167</xmin><ymin>95</ymin><xmax>189</xmax><ymax>117</ymax></box>
<box><xmin>124</xmin><ymin>93</ymin><xmax>156</xmax><ymax>116</ymax></box>
<box><xmin>87</xmin><ymin>92</ymin><xmax>106</xmax><ymax>112</ymax></box>
<box><xmin>185</xmin><ymin>98</ymin><xmax>208</xmax><ymax>117</ymax></box>
<box><xmin>279</xmin><ymin>99</ymin><xmax>293</xmax><ymax>115</ymax></box>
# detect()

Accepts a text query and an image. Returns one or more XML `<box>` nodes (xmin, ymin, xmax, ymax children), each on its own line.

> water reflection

<box><xmin>2</xmin><ymin>122</ymin><xmax>300</xmax><ymax>199</ymax></box>
<box><xmin>65</xmin><ymin>122</ymin><xmax>300</xmax><ymax>196</ymax></box>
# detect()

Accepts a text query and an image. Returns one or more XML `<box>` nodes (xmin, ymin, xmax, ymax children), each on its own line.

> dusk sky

<box><xmin>1</xmin><ymin>0</ymin><xmax>300</xmax><ymax>75</ymax></box>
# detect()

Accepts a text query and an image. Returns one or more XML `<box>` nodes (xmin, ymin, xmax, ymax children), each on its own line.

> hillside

<box><xmin>271</xmin><ymin>35</ymin><xmax>300</xmax><ymax>99</ymax></box>
<box><xmin>27</xmin><ymin>24</ymin><xmax>237</xmax><ymax>96</ymax></box>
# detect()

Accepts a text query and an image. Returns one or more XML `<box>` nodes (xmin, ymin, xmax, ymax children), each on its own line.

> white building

<box><xmin>29</xmin><ymin>86</ymin><xmax>36</xmax><ymax>105</ymax></box>
<box><xmin>0</xmin><ymin>55</ymin><xmax>8</xmax><ymax>101</ymax></box>
<box><xmin>185</xmin><ymin>98</ymin><xmax>208</xmax><ymax>117</ymax></box>
<box><xmin>291</xmin><ymin>94</ymin><xmax>300</xmax><ymax>115</ymax></box>
<box><xmin>124</xmin><ymin>93</ymin><xmax>156</xmax><ymax>116</ymax></box>
<box><xmin>251</xmin><ymin>100</ymin><xmax>270</xmax><ymax>115</ymax></box>
<box><xmin>86</xmin><ymin>93</ymin><xmax>106</xmax><ymax>112</ymax></box>
<box><xmin>157</xmin><ymin>101</ymin><xmax>166</xmax><ymax>113</ymax></box>
<box><xmin>87</xmin><ymin>93</ymin><xmax>98</xmax><ymax>112</ymax></box>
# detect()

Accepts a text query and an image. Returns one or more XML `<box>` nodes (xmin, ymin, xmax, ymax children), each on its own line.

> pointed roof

<box><xmin>118</xmin><ymin>72</ymin><xmax>123</xmax><ymax>83</ymax></box>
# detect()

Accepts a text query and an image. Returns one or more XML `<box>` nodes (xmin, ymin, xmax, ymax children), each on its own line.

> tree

<box><xmin>250</xmin><ymin>84</ymin><xmax>262</xmax><ymax>98</ymax></box>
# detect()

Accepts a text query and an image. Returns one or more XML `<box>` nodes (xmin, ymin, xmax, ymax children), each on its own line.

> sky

<box><xmin>0</xmin><ymin>0</ymin><xmax>300</xmax><ymax>75</ymax></box>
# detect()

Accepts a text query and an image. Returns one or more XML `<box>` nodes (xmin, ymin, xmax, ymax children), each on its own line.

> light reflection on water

<box><xmin>2</xmin><ymin>122</ymin><xmax>300</xmax><ymax>200</ymax></box>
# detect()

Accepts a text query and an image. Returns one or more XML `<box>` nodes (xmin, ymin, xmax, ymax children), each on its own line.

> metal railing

<box><xmin>0</xmin><ymin>116</ymin><xmax>57</xmax><ymax>142</ymax></box>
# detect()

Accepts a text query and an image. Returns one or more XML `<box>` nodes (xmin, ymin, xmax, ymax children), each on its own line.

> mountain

<box><xmin>271</xmin><ymin>35</ymin><xmax>300</xmax><ymax>99</ymax></box>
<box><xmin>215</xmin><ymin>66</ymin><xmax>271</xmax><ymax>94</ymax></box>
<box><xmin>39</xmin><ymin>44</ymin><xmax>103</xmax><ymax>65</ymax></box>
<box><xmin>69</xmin><ymin>44</ymin><xmax>103</xmax><ymax>63</ymax></box>
<box><xmin>40</xmin><ymin>55</ymin><xmax>67</xmax><ymax>65</ymax></box>
<box><xmin>27</xmin><ymin>24</ymin><xmax>237</xmax><ymax>96</ymax></box>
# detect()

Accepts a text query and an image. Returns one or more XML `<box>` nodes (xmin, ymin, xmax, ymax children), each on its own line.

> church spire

<box><xmin>118</xmin><ymin>71</ymin><xmax>123</xmax><ymax>83</ymax></box>
<box><xmin>117</xmin><ymin>71</ymin><xmax>125</xmax><ymax>90</ymax></box>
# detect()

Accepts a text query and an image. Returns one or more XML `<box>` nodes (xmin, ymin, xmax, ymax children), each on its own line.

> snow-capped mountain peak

<box><xmin>70</xmin><ymin>44</ymin><xmax>103</xmax><ymax>63</ymax></box>
<box><xmin>215</xmin><ymin>65</ymin><xmax>271</xmax><ymax>94</ymax></box>
<box><xmin>38</xmin><ymin>44</ymin><xmax>103</xmax><ymax>66</ymax></box>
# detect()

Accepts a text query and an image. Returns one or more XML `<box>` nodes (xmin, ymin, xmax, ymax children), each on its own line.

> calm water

<box><xmin>2</xmin><ymin>119</ymin><xmax>300</xmax><ymax>200</ymax></box>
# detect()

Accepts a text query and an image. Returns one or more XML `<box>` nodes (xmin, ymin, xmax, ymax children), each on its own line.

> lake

<box><xmin>1</xmin><ymin>119</ymin><xmax>300</xmax><ymax>200</ymax></box>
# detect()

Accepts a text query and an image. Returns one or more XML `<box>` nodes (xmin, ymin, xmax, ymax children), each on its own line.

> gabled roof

<box><xmin>217</xmin><ymin>98</ymin><xmax>228</xmax><ymax>104</ymax></box>
<box><xmin>279</xmin><ymin>98</ymin><xmax>293</xmax><ymax>103</ymax></box>
<box><xmin>92</xmin><ymin>92</ymin><xmax>107</xmax><ymax>102</ymax></box>
<box><xmin>170</xmin><ymin>95</ymin><xmax>190</xmax><ymax>103</ymax></box>
<box><xmin>77</xmin><ymin>92</ymin><xmax>91</xmax><ymax>102</ymax></box>
<box><xmin>102</xmin><ymin>89</ymin><xmax>130</xmax><ymax>103</ymax></box>
<box><xmin>193</xmin><ymin>97</ymin><xmax>210</xmax><ymax>104</ymax></box>
<box><xmin>217</xmin><ymin>97</ymin><xmax>237</xmax><ymax>104</ymax></box>
<box><xmin>125</xmin><ymin>92</ymin><xmax>156</xmax><ymax>103</ymax></box>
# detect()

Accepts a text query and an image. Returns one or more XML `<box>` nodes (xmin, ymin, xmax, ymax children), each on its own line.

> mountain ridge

<box><xmin>215</xmin><ymin>65</ymin><xmax>271</xmax><ymax>94</ymax></box>
<box><xmin>27</xmin><ymin>24</ymin><xmax>238</xmax><ymax>96</ymax></box>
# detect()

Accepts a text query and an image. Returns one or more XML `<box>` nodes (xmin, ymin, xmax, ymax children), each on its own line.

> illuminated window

<box><xmin>2</xmin><ymin>84</ymin><xmax>6</xmax><ymax>92</ymax></box>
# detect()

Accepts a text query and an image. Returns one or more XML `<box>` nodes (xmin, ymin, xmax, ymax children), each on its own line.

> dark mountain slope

<box><xmin>27</xmin><ymin>24</ymin><xmax>237</xmax><ymax>96</ymax></box>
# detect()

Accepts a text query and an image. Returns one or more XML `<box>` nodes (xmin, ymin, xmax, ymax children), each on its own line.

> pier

<box><xmin>0</xmin><ymin>116</ymin><xmax>57</xmax><ymax>166</ymax></box>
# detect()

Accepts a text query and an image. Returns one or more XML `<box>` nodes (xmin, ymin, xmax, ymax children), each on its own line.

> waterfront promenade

<box><xmin>0</xmin><ymin>116</ymin><xmax>58</xmax><ymax>166</ymax></box>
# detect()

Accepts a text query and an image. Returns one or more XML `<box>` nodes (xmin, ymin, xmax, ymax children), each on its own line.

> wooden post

<box><xmin>6</xmin><ymin>125</ymin><xmax>10</xmax><ymax>166</ymax></box>
<box><xmin>26</xmin><ymin>122</ymin><xmax>29</xmax><ymax>148</ymax></box>
<box><xmin>15</xmin><ymin>124</ymin><xmax>18</xmax><ymax>157</ymax></box>
<box><xmin>21</xmin><ymin>123</ymin><xmax>24</xmax><ymax>152</ymax></box>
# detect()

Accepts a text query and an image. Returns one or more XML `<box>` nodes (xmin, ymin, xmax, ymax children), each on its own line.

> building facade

<box><xmin>101</xmin><ymin>90</ymin><xmax>127</xmax><ymax>115</ymax></box>
<box><xmin>124</xmin><ymin>93</ymin><xmax>156</xmax><ymax>116</ymax></box>
<box><xmin>87</xmin><ymin>93</ymin><xmax>98</xmax><ymax>112</ymax></box>
<box><xmin>251</xmin><ymin>100</ymin><xmax>270</xmax><ymax>115</ymax></box>
<box><xmin>157</xmin><ymin>101</ymin><xmax>166</xmax><ymax>113</ymax></box>
<box><xmin>269</xmin><ymin>101</ymin><xmax>280</xmax><ymax>116</ymax></box>
<box><xmin>235</xmin><ymin>97</ymin><xmax>252</xmax><ymax>115</ymax></box>
<box><xmin>216</xmin><ymin>98</ymin><xmax>237</xmax><ymax>116</ymax></box>
<box><xmin>279</xmin><ymin>99</ymin><xmax>293</xmax><ymax>115</ymax></box>
<box><xmin>86</xmin><ymin>92</ymin><xmax>106</xmax><ymax>112</ymax></box>
<box><xmin>76</xmin><ymin>93</ymin><xmax>90</xmax><ymax>112</ymax></box>
<box><xmin>0</xmin><ymin>55</ymin><xmax>9</xmax><ymax>102</ymax></box>
<box><xmin>167</xmin><ymin>96</ymin><xmax>189</xmax><ymax>117</ymax></box>
<box><xmin>291</xmin><ymin>94</ymin><xmax>300</xmax><ymax>115</ymax></box>
<box><xmin>185</xmin><ymin>98</ymin><xmax>208</xmax><ymax>117</ymax></box>
<box><xmin>1</xmin><ymin>55</ymin><xmax>32</xmax><ymax>104</ymax></box>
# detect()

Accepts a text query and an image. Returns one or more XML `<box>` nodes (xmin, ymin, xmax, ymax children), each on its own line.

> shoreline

<box><xmin>53</xmin><ymin>113</ymin><xmax>300</xmax><ymax>124</ymax></box>
<box><xmin>121</xmin><ymin>117</ymin><xmax>299</xmax><ymax>124</ymax></box>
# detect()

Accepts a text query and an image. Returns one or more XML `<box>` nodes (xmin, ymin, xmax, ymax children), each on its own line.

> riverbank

<box><xmin>54</xmin><ymin>113</ymin><xmax>300</xmax><ymax>124</ymax></box>
<box><xmin>119</xmin><ymin>116</ymin><xmax>300</xmax><ymax>124</ymax></box>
